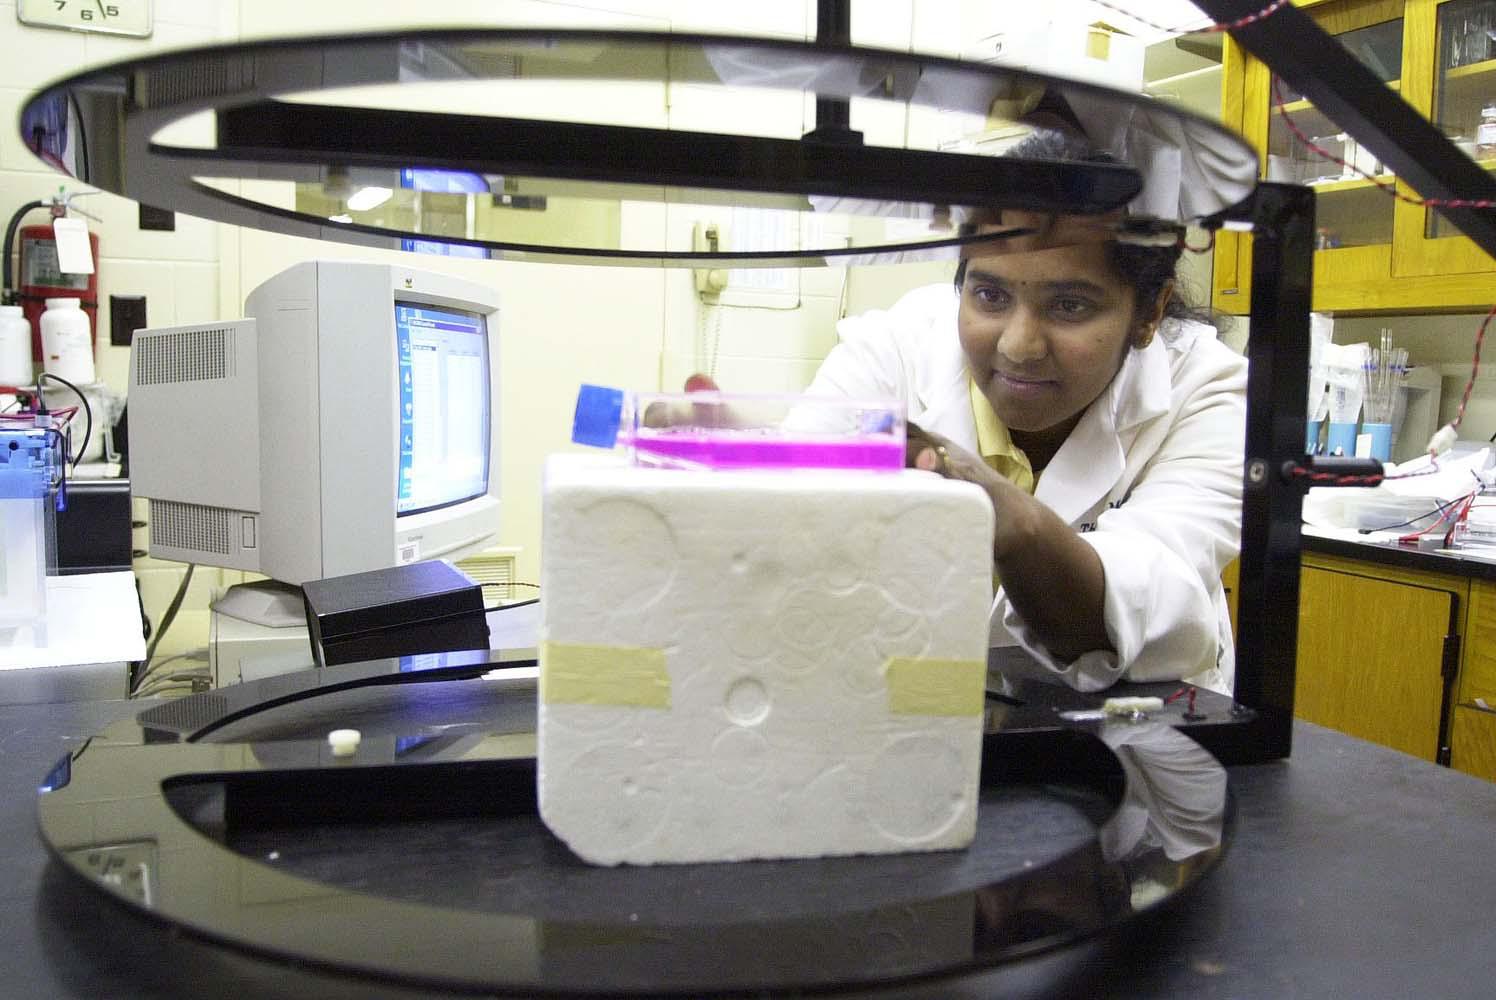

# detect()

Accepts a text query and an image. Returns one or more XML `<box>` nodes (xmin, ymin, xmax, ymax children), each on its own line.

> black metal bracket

<box><xmin>805</xmin><ymin>0</ymin><xmax>863</xmax><ymax>145</ymax></box>
<box><xmin>1231</xmin><ymin>181</ymin><xmax>1317</xmax><ymax>761</ymax></box>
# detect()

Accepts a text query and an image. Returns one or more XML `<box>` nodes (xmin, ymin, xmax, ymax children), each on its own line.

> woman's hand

<box><xmin>642</xmin><ymin>373</ymin><xmax>726</xmax><ymax>428</ymax></box>
<box><xmin>907</xmin><ymin>423</ymin><xmax>988</xmax><ymax>483</ymax></box>
<box><xmin>906</xmin><ymin>423</ymin><xmax>1028</xmax><ymax>554</ymax></box>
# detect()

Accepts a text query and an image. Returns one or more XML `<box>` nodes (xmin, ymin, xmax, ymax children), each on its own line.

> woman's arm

<box><xmin>909</xmin><ymin>427</ymin><xmax>1110</xmax><ymax>662</ymax></box>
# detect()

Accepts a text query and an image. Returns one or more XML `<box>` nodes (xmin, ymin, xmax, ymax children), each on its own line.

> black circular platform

<box><xmin>36</xmin><ymin>651</ymin><xmax>1229</xmax><ymax>997</ymax></box>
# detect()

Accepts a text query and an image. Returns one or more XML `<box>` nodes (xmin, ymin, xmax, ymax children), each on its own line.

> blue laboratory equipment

<box><xmin>0</xmin><ymin>422</ymin><xmax>62</xmax><ymax>629</ymax></box>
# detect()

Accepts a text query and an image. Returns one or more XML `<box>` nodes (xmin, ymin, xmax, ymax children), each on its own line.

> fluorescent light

<box><xmin>345</xmin><ymin>186</ymin><xmax>392</xmax><ymax>212</ymax></box>
<box><xmin>328</xmin><ymin>213</ymin><xmax>352</xmax><ymax>223</ymax></box>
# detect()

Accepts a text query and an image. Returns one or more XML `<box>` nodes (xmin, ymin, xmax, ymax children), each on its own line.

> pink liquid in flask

<box><xmin>571</xmin><ymin>384</ymin><xmax>906</xmax><ymax>471</ymax></box>
<box><xmin>627</xmin><ymin>426</ymin><xmax>904</xmax><ymax>471</ymax></box>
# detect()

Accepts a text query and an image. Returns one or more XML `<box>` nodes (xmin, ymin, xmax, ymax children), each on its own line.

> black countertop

<box><xmin>1303</xmin><ymin>526</ymin><xmax>1496</xmax><ymax>581</ymax></box>
<box><xmin>7</xmin><ymin>697</ymin><xmax>1496</xmax><ymax>998</ymax></box>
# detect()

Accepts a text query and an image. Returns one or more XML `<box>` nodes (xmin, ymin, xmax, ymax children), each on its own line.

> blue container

<box><xmin>0</xmin><ymin>425</ymin><xmax>56</xmax><ymax>628</ymax></box>
<box><xmin>1362</xmin><ymin>422</ymin><xmax>1393</xmax><ymax>462</ymax></box>
<box><xmin>1326</xmin><ymin>421</ymin><xmax>1359</xmax><ymax>457</ymax></box>
<box><xmin>1306</xmin><ymin>418</ymin><xmax>1324</xmax><ymax>454</ymax></box>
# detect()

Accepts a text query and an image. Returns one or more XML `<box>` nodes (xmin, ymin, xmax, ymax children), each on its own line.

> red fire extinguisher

<box><xmin>3</xmin><ymin>195</ymin><xmax>99</xmax><ymax>361</ymax></box>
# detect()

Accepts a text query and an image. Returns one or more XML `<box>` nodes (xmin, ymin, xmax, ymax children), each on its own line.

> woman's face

<box><xmin>958</xmin><ymin>231</ymin><xmax>1143</xmax><ymax>442</ymax></box>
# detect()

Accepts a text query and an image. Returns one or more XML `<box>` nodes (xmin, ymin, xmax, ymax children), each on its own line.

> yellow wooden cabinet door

<box><xmin>1451</xmin><ymin>579</ymin><xmax>1496</xmax><ymax>781</ymax></box>
<box><xmin>1296</xmin><ymin>565</ymin><xmax>1459</xmax><ymax>759</ymax></box>
<box><xmin>1459</xmin><ymin>577</ymin><xmax>1496</xmax><ymax>702</ymax></box>
<box><xmin>1450</xmin><ymin>705</ymin><xmax>1496</xmax><ymax>780</ymax></box>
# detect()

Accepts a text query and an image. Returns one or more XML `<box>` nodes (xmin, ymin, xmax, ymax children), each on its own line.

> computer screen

<box><xmin>394</xmin><ymin>302</ymin><xmax>490</xmax><ymax>516</ymax></box>
<box><xmin>129</xmin><ymin>261</ymin><xmax>502</xmax><ymax>590</ymax></box>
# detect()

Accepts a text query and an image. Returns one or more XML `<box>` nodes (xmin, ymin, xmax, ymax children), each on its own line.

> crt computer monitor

<box><xmin>129</xmin><ymin>260</ymin><xmax>501</xmax><ymax>620</ymax></box>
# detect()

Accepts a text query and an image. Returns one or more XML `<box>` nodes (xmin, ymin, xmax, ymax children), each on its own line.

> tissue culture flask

<box><xmin>573</xmin><ymin>385</ymin><xmax>906</xmax><ymax>472</ymax></box>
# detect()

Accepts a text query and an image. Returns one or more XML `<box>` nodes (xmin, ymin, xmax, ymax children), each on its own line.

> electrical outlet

<box><xmin>110</xmin><ymin>294</ymin><xmax>147</xmax><ymax>346</ymax></box>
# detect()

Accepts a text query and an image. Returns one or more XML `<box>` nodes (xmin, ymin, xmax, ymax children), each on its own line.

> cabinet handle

<box><xmin>1460</xmin><ymin>699</ymin><xmax>1496</xmax><ymax>716</ymax></box>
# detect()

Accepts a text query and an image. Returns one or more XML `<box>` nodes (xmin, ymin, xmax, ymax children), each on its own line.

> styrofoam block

<box><xmin>538</xmin><ymin>454</ymin><xmax>993</xmax><ymax>865</ymax></box>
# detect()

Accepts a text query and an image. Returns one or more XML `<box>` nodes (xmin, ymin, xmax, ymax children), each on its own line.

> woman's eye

<box><xmin>971</xmin><ymin>285</ymin><xmax>1010</xmax><ymax>308</ymax></box>
<box><xmin>1051</xmin><ymin>297</ymin><xmax>1097</xmax><ymax>319</ymax></box>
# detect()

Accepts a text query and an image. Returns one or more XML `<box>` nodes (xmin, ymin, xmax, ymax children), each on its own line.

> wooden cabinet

<box><xmin>1214</xmin><ymin>0</ymin><xmax>1496</xmax><ymax>315</ymax></box>
<box><xmin>1451</xmin><ymin>577</ymin><xmax>1496</xmax><ymax>778</ymax></box>
<box><xmin>1295</xmin><ymin>553</ymin><xmax>1463</xmax><ymax>760</ymax></box>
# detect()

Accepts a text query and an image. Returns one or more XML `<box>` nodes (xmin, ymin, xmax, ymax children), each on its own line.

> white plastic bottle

<box><xmin>0</xmin><ymin>304</ymin><xmax>32</xmax><ymax>385</ymax></box>
<box><xmin>1478</xmin><ymin>105</ymin><xmax>1496</xmax><ymax>159</ymax></box>
<box><xmin>39</xmin><ymin>297</ymin><xmax>95</xmax><ymax>385</ymax></box>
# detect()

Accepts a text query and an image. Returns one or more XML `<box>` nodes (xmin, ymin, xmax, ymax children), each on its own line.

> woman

<box><xmin>798</xmin><ymin>146</ymin><xmax>1247</xmax><ymax>694</ymax></box>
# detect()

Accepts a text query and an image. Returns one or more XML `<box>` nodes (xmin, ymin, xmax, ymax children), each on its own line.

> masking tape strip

<box><xmin>540</xmin><ymin>641</ymin><xmax>671</xmax><ymax>708</ymax></box>
<box><xmin>885</xmin><ymin>657</ymin><xmax>986</xmax><ymax>717</ymax></box>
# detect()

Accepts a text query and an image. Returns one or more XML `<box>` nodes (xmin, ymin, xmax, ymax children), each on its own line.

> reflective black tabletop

<box><xmin>35</xmin><ymin>648</ymin><xmax>1231</xmax><ymax>997</ymax></box>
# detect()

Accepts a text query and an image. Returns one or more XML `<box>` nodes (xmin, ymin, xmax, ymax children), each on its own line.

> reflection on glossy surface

<box><xmin>17</xmin><ymin>29</ymin><xmax>1257</xmax><ymax>266</ymax></box>
<box><xmin>37</xmin><ymin>651</ymin><xmax>1228</xmax><ymax>995</ymax></box>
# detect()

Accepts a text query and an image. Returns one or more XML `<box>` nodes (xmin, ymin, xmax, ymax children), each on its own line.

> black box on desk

<box><xmin>56</xmin><ymin>478</ymin><xmax>134</xmax><ymax>575</ymax></box>
<box><xmin>301</xmin><ymin>560</ymin><xmax>490</xmax><ymax>668</ymax></box>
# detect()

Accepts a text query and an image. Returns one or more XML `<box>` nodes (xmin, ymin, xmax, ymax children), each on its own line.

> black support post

<box><xmin>1231</xmin><ymin>182</ymin><xmax>1316</xmax><ymax>761</ymax></box>
<box><xmin>806</xmin><ymin>0</ymin><xmax>861</xmax><ymax>144</ymax></box>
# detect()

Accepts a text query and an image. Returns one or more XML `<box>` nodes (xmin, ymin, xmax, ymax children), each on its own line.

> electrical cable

<box><xmin>1271</xmin><ymin>78</ymin><xmax>1496</xmax><ymax>212</ymax></box>
<box><xmin>136</xmin><ymin>564</ymin><xmax>195</xmax><ymax>690</ymax></box>
<box><xmin>133</xmin><ymin>673</ymin><xmax>210</xmax><ymax>700</ymax></box>
<box><xmin>1089</xmin><ymin>0</ymin><xmax>1291</xmax><ymax>36</ymax></box>
<box><xmin>134</xmin><ymin>668</ymin><xmax>211</xmax><ymax>700</ymax></box>
<box><xmin>3</xmin><ymin>199</ymin><xmax>48</xmax><ymax>304</ymax></box>
<box><xmin>1356</xmin><ymin>496</ymin><xmax>1465</xmax><ymax>533</ymax></box>
<box><xmin>37</xmin><ymin>371</ymin><xmax>91</xmax><ymax>470</ymax></box>
<box><xmin>130</xmin><ymin>647</ymin><xmax>209</xmax><ymax>695</ymax></box>
<box><xmin>133</xmin><ymin>678</ymin><xmax>209</xmax><ymax>700</ymax></box>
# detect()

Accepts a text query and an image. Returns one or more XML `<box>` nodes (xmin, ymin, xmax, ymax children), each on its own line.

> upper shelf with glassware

<box><xmin>1214</xmin><ymin>0</ymin><xmax>1496</xmax><ymax>315</ymax></box>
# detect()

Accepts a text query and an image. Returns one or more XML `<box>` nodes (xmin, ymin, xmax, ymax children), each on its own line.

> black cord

<box><xmin>128</xmin><ymin>576</ymin><xmax>152</xmax><ymax>694</ymax></box>
<box><xmin>135</xmin><ymin>564</ymin><xmax>194</xmax><ymax>693</ymax></box>
<box><xmin>37</xmin><ymin>371</ymin><xmax>91</xmax><ymax>469</ymax></box>
<box><xmin>3</xmin><ymin>200</ymin><xmax>48</xmax><ymax>304</ymax></box>
<box><xmin>1355</xmin><ymin>496</ymin><xmax>1462</xmax><ymax>533</ymax></box>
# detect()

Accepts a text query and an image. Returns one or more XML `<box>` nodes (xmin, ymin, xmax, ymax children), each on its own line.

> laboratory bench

<box><xmin>5</xmin><ymin>696</ymin><xmax>1496</xmax><ymax>998</ymax></box>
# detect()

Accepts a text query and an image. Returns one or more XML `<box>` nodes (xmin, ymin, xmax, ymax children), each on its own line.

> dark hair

<box><xmin>953</xmin><ymin>129</ymin><xmax>1217</xmax><ymax>331</ymax></box>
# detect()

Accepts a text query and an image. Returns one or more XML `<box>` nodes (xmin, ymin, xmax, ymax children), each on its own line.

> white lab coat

<box><xmin>805</xmin><ymin>284</ymin><xmax>1247</xmax><ymax>694</ymax></box>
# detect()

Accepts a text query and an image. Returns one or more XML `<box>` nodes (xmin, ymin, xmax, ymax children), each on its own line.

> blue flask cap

<box><xmin>572</xmin><ymin>384</ymin><xmax>625</xmax><ymax>449</ymax></box>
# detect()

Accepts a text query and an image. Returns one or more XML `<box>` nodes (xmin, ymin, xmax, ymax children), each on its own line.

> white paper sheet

<box><xmin>0</xmin><ymin>571</ymin><xmax>145</xmax><ymax>669</ymax></box>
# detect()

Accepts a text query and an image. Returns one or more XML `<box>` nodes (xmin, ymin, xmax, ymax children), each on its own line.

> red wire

<box><xmin>1288</xmin><ymin>466</ymin><xmax>1386</xmax><ymax>486</ymax></box>
<box><xmin>1269</xmin><ymin>77</ymin><xmax>1496</xmax><ymax>212</ymax></box>
<box><xmin>1286</xmin><ymin>456</ymin><xmax>1450</xmax><ymax>487</ymax></box>
<box><xmin>1087</xmin><ymin>0</ymin><xmax>1290</xmax><ymax>36</ymax></box>
<box><xmin>1397</xmin><ymin>488</ymin><xmax>1472</xmax><ymax>544</ymax></box>
<box><xmin>1450</xmin><ymin>302</ymin><xmax>1496</xmax><ymax>431</ymax></box>
<box><xmin>1444</xmin><ymin>491</ymin><xmax>1479</xmax><ymax>547</ymax></box>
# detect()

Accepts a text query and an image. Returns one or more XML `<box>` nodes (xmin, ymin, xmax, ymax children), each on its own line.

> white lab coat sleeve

<box><xmin>1001</xmin><ymin>348</ymin><xmax>1245</xmax><ymax>690</ymax></box>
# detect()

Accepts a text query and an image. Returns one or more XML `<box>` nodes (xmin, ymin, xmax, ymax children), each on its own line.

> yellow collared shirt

<box><xmin>968</xmin><ymin>375</ymin><xmax>1037</xmax><ymax>495</ymax></box>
